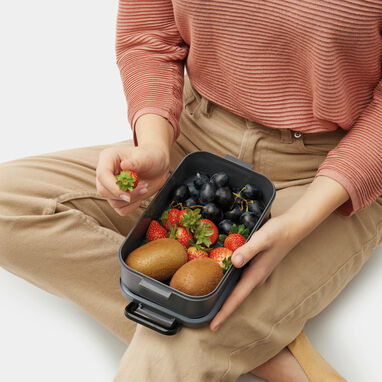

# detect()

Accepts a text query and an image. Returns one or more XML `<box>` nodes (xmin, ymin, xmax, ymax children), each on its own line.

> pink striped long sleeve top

<box><xmin>115</xmin><ymin>0</ymin><xmax>382</xmax><ymax>217</ymax></box>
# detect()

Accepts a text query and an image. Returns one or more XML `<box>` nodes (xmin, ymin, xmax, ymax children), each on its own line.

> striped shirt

<box><xmin>116</xmin><ymin>0</ymin><xmax>382</xmax><ymax>216</ymax></box>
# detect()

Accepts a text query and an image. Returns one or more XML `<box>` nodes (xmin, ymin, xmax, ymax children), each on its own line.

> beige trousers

<box><xmin>0</xmin><ymin>73</ymin><xmax>381</xmax><ymax>382</ymax></box>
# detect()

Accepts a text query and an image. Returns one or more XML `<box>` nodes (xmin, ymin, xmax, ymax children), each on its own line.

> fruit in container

<box><xmin>199</xmin><ymin>182</ymin><xmax>216</xmax><ymax>204</ymax></box>
<box><xmin>146</xmin><ymin>220</ymin><xmax>167</xmax><ymax>241</ymax></box>
<box><xmin>242</xmin><ymin>184</ymin><xmax>262</xmax><ymax>200</ymax></box>
<box><xmin>187</xmin><ymin>246</ymin><xmax>209</xmax><ymax>262</ymax></box>
<box><xmin>125</xmin><ymin>238</ymin><xmax>187</xmax><ymax>281</ymax></box>
<box><xmin>210</xmin><ymin>172</ymin><xmax>229</xmax><ymax>188</ymax></box>
<box><xmin>224</xmin><ymin>233</ymin><xmax>246</xmax><ymax>252</ymax></box>
<box><xmin>172</xmin><ymin>184</ymin><xmax>190</xmax><ymax>203</ymax></box>
<box><xmin>169</xmin><ymin>257</ymin><xmax>223</xmax><ymax>296</ymax></box>
<box><xmin>202</xmin><ymin>202</ymin><xmax>222</xmax><ymax>223</ymax></box>
<box><xmin>200</xmin><ymin>219</ymin><xmax>218</xmax><ymax>244</ymax></box>
<box><xmin>186</xmin><ymin>182</ymin><xmax>200</xmax><ymax>200</ymax></box>
<box><xmin>209</xmin><ymin>247</ymin><xmax>233</xmax><ymax>271</ymax></box>
<box><xmin>161</xmin><ymin>208</ymin><xmax>181</xmax><ymax>230</ymax></box>
<box><xmin>218</xmin><ymin>219</ymin><xmax>234</xmax><ymax>236</ymax></box>
<box><xmin>168</xmin><ymin>225</ymin><xmax>193</xmax><ymax>248</ymax></box>
<box><xmin>215</xmin><ymin>186</ymin><xmax>234</xmax><ymax>209</ymax></box>
<box><xmin>184</xmin><ymin>197</ymin><xmax>198</xmax><ymax>207</ymax></box>
<box><xmin>247</xmin><ymin>199</ymin><xmax>264</xmax><ymax>216</ymax></box>
<box><xmin>115</xmin><ymin>169</ymin><xmax>139</xmax><ymax>191</ymax></box>
<box><xmin>224</xmin><ymin>205</ymin><xmax>242</xmax><ymax>222</ymax></box>
<box><xmin>194</xmin><ymin>172</ymin><xmax>209</xmax><ymax>189</ymax></box>
<box><xmin>240</xmin><ymin>212</ymin><xmax>258</xmax><ymax>231</ymax></box>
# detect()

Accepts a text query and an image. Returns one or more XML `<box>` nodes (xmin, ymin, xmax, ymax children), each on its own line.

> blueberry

<box><xmin>240</xmin><ymin>212</ymin><xmax>258</xmax><ymax>231</ymax></box>
<box><xmin>184</xmin><ymin>197</ymin><xmax>198</xmax><ymax>207</ymax></box>
<box><xmin>242</xmin><ymin>184</ymin><xmax>262</xmax><ymax>200</ymax></box>
<box><xmin>173</xmin><ymin>184</ymin><xmax>189</xmax><ymax>202</ymax></box>
<box><xmin>186</xmin><ymin>182</ymin><xmax>200</xmax><ymax>200</ymax></box>
<box><xmin>210</xmin><ymin>172</ymin><xmax>229</xmax><ymax>188</ymax></box>
<box><xmin>194</xmin><ymin>172</ymin><xmax>209</xmax><ymax>189</ymax></box>
<box><xmin>218</xmin><ymin>219</ymin><xmax>234</xmax><ymax>236</ymax></box>
<box><xmin>202</xmin><ymin>203</ymin><xmax>223</xmax><ymax>223</ymax></box>
<box><xmin>199</xmin><ymin>182</ymin><xmax>216</xmax><ymax>204</ymax></box>
<box><xmin>224</xmin><ymin>205</ymin><xmax>242</xmax><ymax>222</ymax></box>
<box><xmin>247</xmin><ymin>200</ymin><xmax>264</xmax><ymax>216</ymax></box>
<box><xmin>215</xmin><ymin>186</ymin><xmax>234</xmax><ymax>209</ymax></box>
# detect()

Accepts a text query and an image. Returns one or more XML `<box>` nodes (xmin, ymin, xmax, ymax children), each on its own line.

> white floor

<box><xmin>0</xmin><ymin>248</ymin><xmax>381</xmax><ymax>382</ymax></box>
<box><xmin>0</xmin><ymin>1</ymin><xmax>381</xmax><ymax>381</ymax></box>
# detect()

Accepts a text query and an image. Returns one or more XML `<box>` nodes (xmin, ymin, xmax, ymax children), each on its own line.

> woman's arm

<box><xmin>315</xmin><ymin>80</ymin><xmax>382</xmax><ymax>217</ymax></box>
<box><xmin>116</xmin><ymin>0</ymin><xmax>188</xmax><ymax>145</ymax></box>
<box><xmin>209</xmin><ymin>175</ymin><xmax>349</xmax><ymax>331</ymax></box>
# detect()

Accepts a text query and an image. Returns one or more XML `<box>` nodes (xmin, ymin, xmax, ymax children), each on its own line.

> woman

<box><xmin>0</xmin><ymin>1</ymin><xmax>381</xmax><ymax>381</ymax></box>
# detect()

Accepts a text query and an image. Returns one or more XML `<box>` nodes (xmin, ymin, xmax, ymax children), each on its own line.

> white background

<box><xmin>0</xmin><ymin>1</ymin><xmax>381</xmax><ymax>381</ymax></box>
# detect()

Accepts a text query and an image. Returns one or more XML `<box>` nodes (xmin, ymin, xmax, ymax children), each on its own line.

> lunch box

<box><xmin>118</xmin><ymin>151</ymin><xmax>275</xmax><ymax>335</ymax></box>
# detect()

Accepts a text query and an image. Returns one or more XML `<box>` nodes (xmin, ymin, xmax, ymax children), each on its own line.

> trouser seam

<box><xmin>73</xmin><ymin>209</ymin><xmax>124</xmax><ymax>245</ymax></box>
<box><xmin>221</xmin><ymin>219</ymin><xmax>382</xmax><ymax>380</ymax></box>
<box><xmin>42</xmin><ymin>191</ymin><xmax>105</xmax><ymax>215</ymax></box>
<box><xmin>44</xmin><ymin>192</ymin><xmax>123</xmax><ymax>245</ymax></box>
<box><xmin>237</xmin><ymin>130</ymin><xmax>251</xmax><ymax>162</ymax></box>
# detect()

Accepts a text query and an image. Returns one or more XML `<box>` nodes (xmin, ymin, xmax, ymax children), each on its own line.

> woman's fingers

<box><xmin>231</xmin><ymin>228</ymin><xmax>271</xmax><ymax>268</ymax></box>
<box><xmin>96</xmin><ymin>147</ymin><xmax>150</xmax><ymax>202</ymax></box>
<box><xmin>114</xmin><ymin>200</ymin><xmax>142</xmax><ymax>216</ymax></box>
<box><xmin>210</xmin><ymin>253</ymin><xmax>270</xmax><ymax>331</ymax></box>
<box><xmin>96</xmin><ymin>148</ymin><xmax>127</xmax><ymax>199</ymax></box>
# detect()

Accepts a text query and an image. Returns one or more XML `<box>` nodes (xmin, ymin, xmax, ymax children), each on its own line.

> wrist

<box><xmin>135</xmin><ymin>113</ymin><xmax>174</xmax><ymax>151</ymax></box>
<box><xmin>281</xmin><ymin>176</ymin><xmax>350</xmax><ymax>241</ymax></box>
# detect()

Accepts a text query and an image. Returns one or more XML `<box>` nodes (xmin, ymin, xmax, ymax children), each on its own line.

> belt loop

<box><xmin>280</xmin><ymin>129</ymin><xmax>293</xmax><ymax>143</ymax></box>
<box><xmin>199</xmin><ymin>95</ymin><xmax>213</xmax><ymax>118</ymax></box>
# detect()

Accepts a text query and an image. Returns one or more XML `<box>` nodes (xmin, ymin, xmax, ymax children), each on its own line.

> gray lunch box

<box><xmin>118</xmin><ymin>151</ymin><xmax>275</xmax><ymax>335</ymax></box>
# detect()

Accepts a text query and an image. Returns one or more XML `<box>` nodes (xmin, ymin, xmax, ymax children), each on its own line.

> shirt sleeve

<box><xmin>315</xmin><ymin>79</ymin><xmax>382</xmax><ymax>217</ymax></box>
<box><xmin>116</xmin><ymin>0</ymin><xmax>189</xmax><ymax>145</ymax></box>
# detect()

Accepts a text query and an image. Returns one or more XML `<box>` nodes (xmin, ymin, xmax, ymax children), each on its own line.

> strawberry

<box><xmin>178</xmin><ymin>209</ymin><xmax>188</xmax><ymax>227</ymax></box>
<box><xmin>179</xmin><ymin>208</ymin><xmax>201</xmax><ymax>230</ymax></box>
<box><xmin>201</xmin><ymin>219</ymin><xmax>218</xmax><ymax>244</ymax></box>
<box><xmin>209</xmin><ymin>247</ymin><xmax>233</xmax><ymax>270</ymax></box>
<box><xmin>115</xmin><ymin>169</ymin><xmax>139</xmax><ymax>191</ymax></box>
<box><xmin>146</xmin><ymin>220</ymin><xmax>167</xmax><ymax>241</ymax></box>
<box><xmin>163</xmin><ymin>208</ymin><xmax>181</xmax><ymax>231</ymax></box>
<box><xmin>218</xmin><ymin>223</ymin><xmax>250</xmax><ymax>244</ymax></box>
<box><xmin>224</xmin><ymin>233</ymin><xmax>246</xmax><ymax>252</ymax></box>
<box><xmin>193</xmin><ymin>220</ymin><xmax>214</xmax><ymax>247</ymax></box>
<box><xmin>187</xmin><ymin>246</ymin><xmax>209</xmax><ymax>262</ymax></box>
<box><xmin>169</xmin><ymin>224</ymin><xmax>193</xmax><ymax>248</ymax></box>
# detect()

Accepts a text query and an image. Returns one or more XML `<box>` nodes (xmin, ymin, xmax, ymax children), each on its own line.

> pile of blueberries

<box><xmin>171</xmin><ymin>172</ymin><xmax>265</xmax><ymax>234</ymax></box>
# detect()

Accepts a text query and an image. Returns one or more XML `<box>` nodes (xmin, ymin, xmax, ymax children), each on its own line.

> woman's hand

<box><xmin>96</xmin><ymin>143</ymin><xmax>170</xmax><ymax>216</ymax></box>
<box><xmin>209</xmin><ymin>212</ymin><xmax>300</xmax><ymax>331</ymax></box>
<box><xmin>209</xmin><ymin>175</ymin><xmax>350</xmax><ymax>331</ymax></box>
<box><xmin>96</xmin><ymin>113</ymin><xmax>174</xmax><ymax>216</ymax></box>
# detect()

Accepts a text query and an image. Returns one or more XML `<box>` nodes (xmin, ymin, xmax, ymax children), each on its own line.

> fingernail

<box><xmin>143</xmin><ymin>182</ymin><xmax>149</xmax><ymax>188</ymax></box>
<box><xmin>212</xmin><ymin>324</ymin><xmax>220</xmax><ymax>332</ymax></box>
<box><xmin>120</xmin><ymin>194</ymin><xmax>130</xmax><ymax>203</ymax></box>
<box><xmin>233</xmin><ymin>254</ymin><xmax>243</xmax><ymax>267</ymax></box>
<box><xmin>139</xmin><ymin>188</ymin><xmax>148</xmax><ymax>195</ymax></box>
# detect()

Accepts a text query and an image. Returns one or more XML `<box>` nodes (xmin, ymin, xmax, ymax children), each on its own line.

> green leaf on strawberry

<box><xmin>180</xmin><ymin>208</ymin><xmax>202</xmax><ymax>233</ymax></box>
<box><xmin>160</xmin><ymin>208</ymin><xmax>170</xmax><ymax>227</ymax></box>
<box><xmin>222</xmin><ymin>256</ymin><xmax>232</xmax><ymax>272</ymax></box>
<box><xmin>115</xmin><ymin>170</ymin><xmax>138</xmax><ymax>192</ymax></box>
<box><xmin>167</xmin><ymin>222</ymin><xmax>178</xmax><ymax>239</ymax></box>
<box><xmin>229</xmin><ymin>223</ymin><xmax>250</xmax><ymax>238</ymax></box>
<box><xmin>193</xmin><ymin>221</ymin><xmax>213</xmax><ymax>248</ymax></box>
<box><xmin>220</xmin><ymin>224</ymin><xmax>250</xmax><ymax>244</ymax></box>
